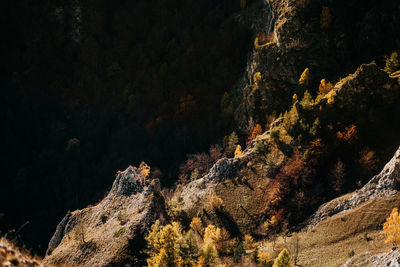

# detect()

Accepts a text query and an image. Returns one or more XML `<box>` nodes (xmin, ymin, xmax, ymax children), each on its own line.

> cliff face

<box><xmin>234</xmin><ymin>0</ymin><xmax>400</xmax><ymax>131</ymax></box>
<box><xmin>44</xmin><ymin>167</ymin><xmax>167</xmax><ymax>267</ymax></box>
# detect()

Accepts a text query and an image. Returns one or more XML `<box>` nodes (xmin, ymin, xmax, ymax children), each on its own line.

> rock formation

<box><xmin>44</xmin><ymin>166</ymin><xmax>167</xmax><ymax>267</ymax></box>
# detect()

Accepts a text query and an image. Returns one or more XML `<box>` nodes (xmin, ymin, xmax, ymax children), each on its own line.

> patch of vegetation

<box><xmin>114</xmin><ymin>227</ymin><xmax>126</xmax><ymax>238</ymax></box>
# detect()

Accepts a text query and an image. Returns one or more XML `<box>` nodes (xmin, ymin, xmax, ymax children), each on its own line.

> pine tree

<box><xmin>384</xmin><ymin>52</ymin><xmax>400</xmax><ymax>74</ymax></box>
<box><xmin>383</xmin><ymin>208</ymin><xmax>400</xmax><ymax>247</ymax></box>
<box><xmin>200</xmin><ymin>242</ymin><xmax>217</xmax><ymax>267</ymax></box>
<box><xmin>227</xmin><ymin>132</ymin><xmax>239</xmax><ymax>156</ymax></box>
<box><xmin>272</xmin><ymin>248</ymin><xmax>292</xmax><ymax>267</ymax></box>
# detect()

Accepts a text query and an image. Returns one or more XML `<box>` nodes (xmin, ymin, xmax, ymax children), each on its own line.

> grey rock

<box><xmin>307</xmin><ymin>146</ymin><xmax>400</xmax><ymax>228</ymax></box>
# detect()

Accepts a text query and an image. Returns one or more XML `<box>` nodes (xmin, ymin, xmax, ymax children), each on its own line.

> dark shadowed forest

<box><xmin>0</xmin><ymin>0</ymin><xmax>251</xmax><ymax>254</ymax></box>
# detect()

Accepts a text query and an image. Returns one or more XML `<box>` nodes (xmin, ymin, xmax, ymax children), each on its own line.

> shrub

<box><xmin>384</xmin><ymin>52</ymin><xmax>400</xmax><ymax>74</ymax></box>
<box><xmin>113</xmin><ymin>227</ymin><xmax>126</xmax><ymax>238</ymax></box>
<box><xmin>272</xmin><ymin>248</ymin><xmax>292</xmax><ymax>267</ymax></box>
<box><xmin>190</xmin><ymin>169</ymin><xmax>200</xmax><ymax>181</ymax></box>
<box><xmin>244</xmin><ymin>234</ymin><xmax>255</xmax><ymax>250</ymax></box>
<box><xmin>138</xmin><ymin>161</ymin><xmax>151</xmax><ymax>178</ymax></box>
<box><xmin>336</xmin><ymin>124</ymin><xmax>358</xmax><ymax>144</ymax></box>
<box><xmin>383</xmin><ymin>208</ymin><xmax>400</xmax><ymax>247</ymax></box>
<box><xmin>73</xmin><ymin>224</ymin><xmax>87</xmax><ymax>245</ymax></box>
<box><xmin>179</xmin><ymin>144</ymin><xmax>222</xmax><ymax>184</ymax></box>
<box><xmin>257</xmin><ymin>249</ymin><xmax>272</xmax><ymax>266</ymax></box>
<box><xmin>205</xmin><ymin>193</ymin><xmax>224</xmax><ymax>212</ymax></box>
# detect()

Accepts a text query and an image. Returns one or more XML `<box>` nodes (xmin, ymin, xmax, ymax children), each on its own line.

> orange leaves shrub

<box><xmin>336</xmin><ymin>124</ymin><xmax>358</xmax><ymax>143</ymax></box>
<box><xmin>318</xmin><ymin>79</ymin><xmax>334</xmax><ymax>96</ymax></box>
<box><xmin>248</xmin><ymin>124</ymin><xmax>263</xmax><ymax>142</ymax></box>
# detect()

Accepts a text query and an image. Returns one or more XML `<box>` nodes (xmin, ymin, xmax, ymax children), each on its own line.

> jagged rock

<box><xmin>307</xmin><ymin>146</ymin><xmax>400</xmax><ymax>228</ymax></box>
<box><xmin>46</xmin><ymin>211</ymin><xmax>71</xmax><ymax>255</ymax></box>
<box><xmin>43</xmin><ymin>166</ymin><xmax>167</xmax><ymax>267</ymax></box>
<box><xmin>366</xmin><ymin>249</ymin><xmax>400</xmax><ymax>267</ymax></box>
<box><xmin>109</xmin><ymin>166</ymin><xmax>145</xmax><ymax>197</ymax></box>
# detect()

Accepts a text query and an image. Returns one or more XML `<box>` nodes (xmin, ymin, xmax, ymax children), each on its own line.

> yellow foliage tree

<box><xmin>139</xmin><ymin>161</ymin><xmax>151</xmax><ymax>178</ymax></box>
<box><xmin>383</xmin><ymin>208</ymin><xmax>400</xmax><ymax>247</ymax></box>
<box><xmin>204</xmin><ymin>225</ymin><xmax>221</xmax><ymax>244</ymax></box>
<box><xmin>234</xmin><ymin>145</ymin><xmax>243</xmax><ymax>158</ymax></box>
<box><xmin>190</xmin><ymin>217</ymin><xmax>204</xmax><ymax>235</ymax></box>
<box><xmin>298</xmin><ymin>68</ymin><xmax>310</xmax><ymax>89</ymax></box>
<box><xmin>273</xmin><ymin>248</ymin><xmax>292</xmax><ymax>267</ymax></box>
<box><xmin>146</xmin><ymin>221</ymin><xmax>184</xmax><ymax>267</ymax></box>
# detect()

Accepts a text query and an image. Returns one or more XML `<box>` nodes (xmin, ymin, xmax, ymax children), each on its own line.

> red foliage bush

<box><xmin>178</xmin><ymin>144</ymin><xmax>223</xmax><ymax>184</ymax></box>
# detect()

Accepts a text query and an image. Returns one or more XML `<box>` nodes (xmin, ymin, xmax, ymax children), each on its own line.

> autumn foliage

<box><xmin>383</xmin><ymin>208</ymin><xmax>400</xmax><ymax>247</ymax></box>
<box><xmin>318</xmin><ymin>79</ymin><xmax>334</xmax><ymax>96</ymax></box>
<box><xmin>248</xmin><ymin>124</ymin><xmax>263</xmax><ymax>142</ymax></box>
<box><xmin>178</xmin><ymin>145</ymin><xmax>222</xmax><ymax>184</ymax></box>
<box><xmin>336</xmin><ymin>124</ymin><xmax>358</xmax><ymax>143</ymax></box>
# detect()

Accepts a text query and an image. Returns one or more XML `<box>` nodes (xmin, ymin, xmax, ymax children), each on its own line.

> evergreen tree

<box><xmin>384</xmin><ymin>52</ymin><xmax>400</xmax><ymax>74</ymax></box>
<box><xmin>227</xmin><ymin>132</ymin><xmax>239</xmax><ymax>157</ymax></box>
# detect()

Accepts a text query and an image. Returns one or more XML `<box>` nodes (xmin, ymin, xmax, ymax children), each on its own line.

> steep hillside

<box><xmin>2</xmin><ymin>0</ymin><xmax>400</xmax><ymax>264</ymax></box>
<box><xmin>44</xmin><ymin>167</ymin><xmax>167</xmax><ymax>266</ymax></box>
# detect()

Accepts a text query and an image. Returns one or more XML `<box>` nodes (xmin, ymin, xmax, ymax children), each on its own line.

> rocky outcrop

<box><xmin>308</xmin><ymin>146</ymin><xmax>400</xmax><ymax>228</ymax></box>
<box><xmin>234</xmin><ymin>0</ymin><xmax>400</xmax><ymax>132</ymax></box>
<box><xmin>43</xmin><ymin>166</ymin><xmax>167</xmax><ymax>267</ymax></box>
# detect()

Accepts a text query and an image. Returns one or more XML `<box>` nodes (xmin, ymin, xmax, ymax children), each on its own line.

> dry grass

<box><xmin>258</xmin><ymin>194</ymin><xmax>400</xmax><ymax>266</ymax></box>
